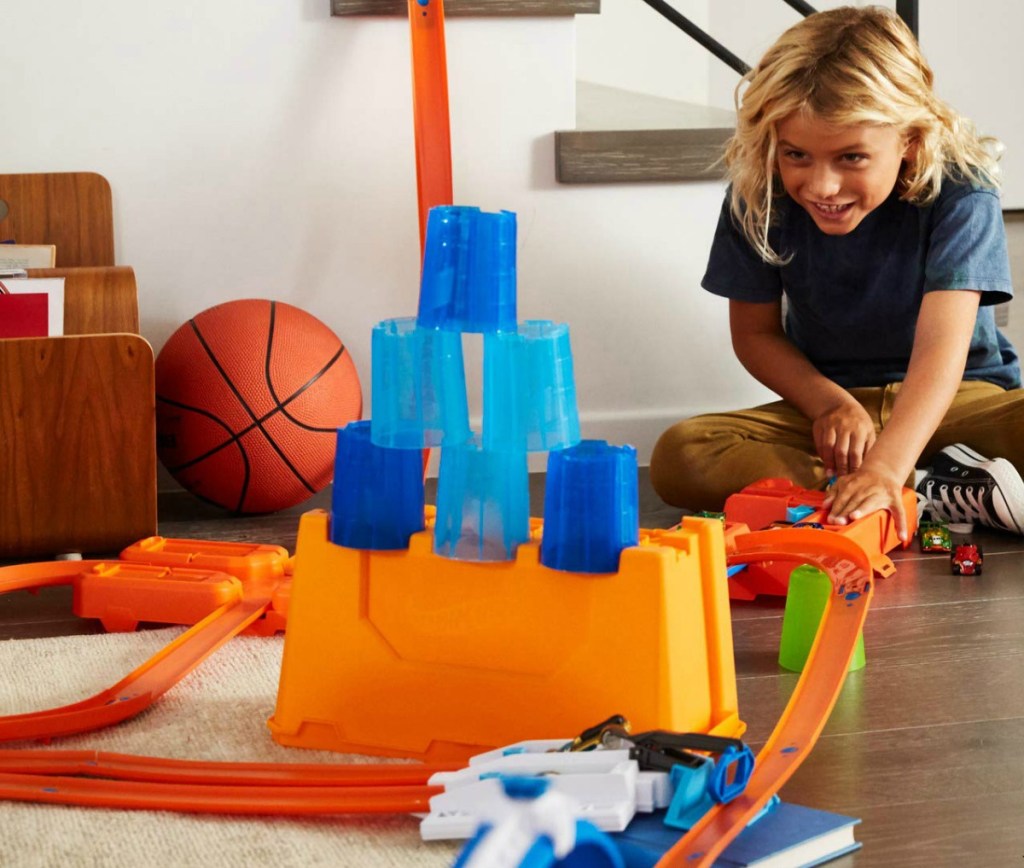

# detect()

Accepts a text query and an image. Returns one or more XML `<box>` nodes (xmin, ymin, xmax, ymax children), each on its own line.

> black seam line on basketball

<box><xmin>267</xmin><ymin>343</ymin><xmax>346</xmax><ymax>434</ymax></box>
<box><xmin>263</xmin><ymin>301</ymin><xmax>347</xmax><ymax>433</ymax></box>
<box><xmin>156</xmin><ymin>394</ymin><xmax>252</xmax><ymax>501</ymax></box>
<box><xmin>186</xmin><ymin>318</ymin><xmax>259</xmax><ymax>507</ymax></box>
<box><xmin>260</xmin><ymin>302</ymin><xmax>315</xmax><ymax>493</ymax></box>
<box><xmin>176</xmin><ymin>312</ymin><xmax>339</xmax><ymax>496</ymax></box>
<box><xmin>157</xmin><ymin>394</ymin><xmax>335</xmax><ymax>472</ymax></box>
<box><xmin>189</xmin><ymin>314</ymin><xmax>302</xmax><ymax>499</ymax></box>
<box><xmin>250</xmin><ymin>301</ymin><xmax>338</xmax><ymax>493</ymax></box>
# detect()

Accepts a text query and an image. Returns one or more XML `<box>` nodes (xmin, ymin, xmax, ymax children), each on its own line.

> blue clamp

<box><xmin>707</xmin><ymin>744</ymin><xmax>755</xmax><ymax>803</ymax></box>
<box><xmin>664</xmin><ymin>757</ymin><xmax>714</xmax><ymax>831</ymax></box>
<box><xmin>659</xmin><ymin>741</ymin><xmax>754</xmax><ymax>831</ymax></box>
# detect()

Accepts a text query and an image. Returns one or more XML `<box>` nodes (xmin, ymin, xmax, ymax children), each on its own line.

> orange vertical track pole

<box><xmin>407</xmin><ymin>0</ymin><xmax>453</xmax><ymax>474</ymax></box>
<box><xmin>408</xmin><ymin>0</ymin><xmax>453</xmax><ymax>254</ymax></box>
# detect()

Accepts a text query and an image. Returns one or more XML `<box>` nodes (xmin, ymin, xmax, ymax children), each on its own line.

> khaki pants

<box><xmin>649</xmin><ymin>381</ymin><xmax>1024</xmax><ymax>511</ymax></box>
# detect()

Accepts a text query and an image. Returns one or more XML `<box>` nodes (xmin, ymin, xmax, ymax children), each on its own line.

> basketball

<box><xmin>155</xmin><ymin>299</ymin><xmax>362</xmax><ymax>514</ymax></box>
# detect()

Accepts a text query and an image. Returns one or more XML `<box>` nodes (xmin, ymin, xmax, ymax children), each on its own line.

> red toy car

<box><xmin>951</xmin><ymin>543</ymin><xmax>983</xmax><ymax>576</ymax></box>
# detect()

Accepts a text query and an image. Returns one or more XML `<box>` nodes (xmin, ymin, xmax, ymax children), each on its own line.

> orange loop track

<box><xmin>656</xmin><ymin>528</ymin><xmax>874</xmax><ymax>867</ymax></box>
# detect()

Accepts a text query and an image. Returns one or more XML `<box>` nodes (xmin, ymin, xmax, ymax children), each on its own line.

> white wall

<box><xmin>1</xmin><ymin>0</ymin><xmax>734</xmax><ymax>479</ymax></box>
<box><xmin>575</xmin><ymin>0</ymin><xmax>709</xmax><ymax>104</ymax></box>
<box><xmin>6</xmin><ymin>2</ymin><xmax>1017</xmax><ymax>490</ymax></box>
<box><xmin>919</xmin><ymin>0</ymin><xmax>1024</xmax><ymax>208</ymax></box>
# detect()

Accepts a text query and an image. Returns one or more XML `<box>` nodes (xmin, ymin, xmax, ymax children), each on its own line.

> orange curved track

<box><xmin>0</xmin><ymin>560</ymin><xmax>271</xmax><ymax>743</ymax></box>
<box><xmin>656</xmin><ymin>528</ymin><xmax>874</xmax><ymax>867</ymax></box>
<box><xmin>0</xmin><ymin>558</ymin><xmax>457</xmax><ymax>815</ymax></box>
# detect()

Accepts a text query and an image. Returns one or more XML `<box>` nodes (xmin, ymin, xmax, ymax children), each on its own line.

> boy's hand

<box><xmin>812</xmin><ymin>401</ymin><xmax>876</xmax><ymax>477</ymax></box>
<box><xmin>823</xmin><ymin>467</ymin><xmax>910</xmax><ymax>542</ymax></box>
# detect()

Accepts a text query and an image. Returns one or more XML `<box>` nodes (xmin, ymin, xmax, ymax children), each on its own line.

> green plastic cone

<box><xmin>778</xmin><ymin>564</ymin><xmax>866</xmax><ymax>673</ymax></box>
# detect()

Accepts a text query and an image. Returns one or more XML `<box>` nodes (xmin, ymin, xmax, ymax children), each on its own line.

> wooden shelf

<box><xmin>0</xmin><ymin>174</ymin><xmax>156</xmax><ymax>558</ymax></box>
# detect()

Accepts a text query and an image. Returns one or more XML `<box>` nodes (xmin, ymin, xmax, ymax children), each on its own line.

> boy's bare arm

<box><xmin>729</xmin><ymin>299</ymin><xmax>848</xmax><ymax>415</ymax></box>
<box><xmin>729</xmin><ymin>299</ymin><xmax>876</xmax><ymax>474</ymax></box>
<box><xmin>826</xmin><ymin>289</ymin><xmax>982</xmax><ymax>538</ymax></box>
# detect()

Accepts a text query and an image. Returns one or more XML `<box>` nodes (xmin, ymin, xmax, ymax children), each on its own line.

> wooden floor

<box><xmin>2</xmin><ymin>473</ymin><xmax>1023</xmax><ymax>866</ymax></box>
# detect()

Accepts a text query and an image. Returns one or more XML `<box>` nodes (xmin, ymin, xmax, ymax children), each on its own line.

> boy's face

<box><xmin>776</xmin><ymin>112</ymin><xmax>909</xmax><ymax>235</ymax></box>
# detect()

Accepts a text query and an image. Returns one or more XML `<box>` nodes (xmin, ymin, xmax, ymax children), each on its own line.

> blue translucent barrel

<box><xmin>482</xmin><ymin>320</ymin><xmax>580</xmax><ymax>453</ymax></box>
<box><xmin>417</xmin><ymin>206</ymin><xmax>517</xmax><ymax>334</ymax></box>
<box><xmin>370</xmin><ymin>317</ymin><xmax>471</xmax><ymax>449</ymax></box>
<box><xmin>433</xmin><ymin>438</ymin><xmax>530</xmax><ymax>562</ymax></box>
<box><xmin>331</xmin><ymin>421</ymin><xmax>425</xmax><ymax>550</ymax></box>
<box><xmin>541</xmin><ymin>440</ymin><xmax>639</xmax><ymax>574</ymax></box>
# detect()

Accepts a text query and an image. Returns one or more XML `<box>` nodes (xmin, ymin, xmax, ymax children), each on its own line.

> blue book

<box><xmin>613</xmin><ymin>801</ymin><xmax>862</xmax><ymax>868</ymax></box>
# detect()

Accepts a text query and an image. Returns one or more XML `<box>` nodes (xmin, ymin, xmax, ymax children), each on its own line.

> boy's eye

<box><xmin>782</xmin><ymin>149</ymin><xmax>807</xmax><ymax>160</ymax></box>
<box><xmin>840</xmin><ymin>153</ymin><xmax>868</xmax><ymax>163</ymax></box>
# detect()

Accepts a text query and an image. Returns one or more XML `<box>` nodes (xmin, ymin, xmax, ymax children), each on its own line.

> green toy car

<box><xmin>919</xmin><ymin>520</ymin><xmax>952</xmax><ymax>553</ymax></box>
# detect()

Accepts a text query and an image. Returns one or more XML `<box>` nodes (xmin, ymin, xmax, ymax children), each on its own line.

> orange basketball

<box><xmin>155</xmin><ymin>299</ymin><xmax>362</xmax><ymax>514</ymax></box>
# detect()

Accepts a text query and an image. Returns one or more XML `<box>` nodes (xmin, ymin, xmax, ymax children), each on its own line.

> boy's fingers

<box><xmin>892</xmin><ymin>502</ymin><xmax>909</xmax><ymax>542</ymax></box>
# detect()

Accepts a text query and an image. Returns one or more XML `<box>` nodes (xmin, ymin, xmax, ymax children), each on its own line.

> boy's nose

<box><xmin>807</xmin><ymin>165</ymin><xmax>842</xmax><ymax>199</ymax></box>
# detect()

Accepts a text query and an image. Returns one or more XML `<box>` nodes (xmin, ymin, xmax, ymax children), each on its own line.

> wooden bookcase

<box><xmin>0</xmin><ymin>173</ymin><xmax>156</xmax><ymax>558</ymax></box>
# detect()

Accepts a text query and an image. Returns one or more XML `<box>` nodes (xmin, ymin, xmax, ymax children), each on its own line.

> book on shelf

<box><xmin>0</xmin><ymin>276</ymin><xmax>65</xmax><ymax>337</ymax></box>
<box><xmin>0</xmin><ymin>243</ymin><xmax>56</xmax><ymax>269</ymax></box>
<box><xmin>613</xmin><ymin>800</ymin><xmax>862</xmax><ymax>868</ymax></box>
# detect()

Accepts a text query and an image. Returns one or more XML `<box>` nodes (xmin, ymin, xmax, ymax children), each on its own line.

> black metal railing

<box><xmin>637</xmin><ymin>0</ymin><xmax>751</xmax><ymax>75</ymax></box>
<box><xmin>639</xmin><ymin>0</ymin><xmax>919</xmax><ymax>76</ymax></box>
<box><xmin>896</xmin><ymin>0</ymin><xmax>918</xmax><ymax>38</ymax></box>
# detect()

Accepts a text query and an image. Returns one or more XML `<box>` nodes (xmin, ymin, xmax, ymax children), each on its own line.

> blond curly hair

<box><xmin>725</xmin><ymin>5</ymin><xmax>1001</xmax><ymax>264</ymax></box>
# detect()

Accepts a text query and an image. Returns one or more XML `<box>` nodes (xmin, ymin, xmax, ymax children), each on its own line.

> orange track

<box><xmin>408</xmin><ymin>0</ymin><xmax>453</xmax><ymax>253</ymax></box>
<box><xmin>0</xmin><ymin>556</ymin><xmax>457</xmax><ymax>814</ymax></box>
<box><xmin>656</xmin><ymin>528</ymin><xmax>874</xmax><ymax>867</ymax></box>
<box><xmin>0</xmin><ymin>749</ymin><xmax>453</xmax><ymax>786</ymax></box>
<box><xmin>0</xmin><ymin>772</ymin><xmax>439</xmax><ymax>815</ymax></box>
<box><xmin>0</xmin><ymin>558</ymin><xmax>272</xmax><ymax>743</ymax></box>
<box><xmin>0</xmin><ymin>524</ymin><xmax>873</xmax><ymax>832</ymax></box>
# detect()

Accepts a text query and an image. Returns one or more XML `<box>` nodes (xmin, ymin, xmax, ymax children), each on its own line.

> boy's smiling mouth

<box><xmin>810</xmin><ymin>201</ymin><xmax>854</xmax><ymax>220</ymax></box>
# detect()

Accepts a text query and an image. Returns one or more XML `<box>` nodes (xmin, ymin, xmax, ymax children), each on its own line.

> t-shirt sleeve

<box><xmin>925</xmin><ymin>186</ymin><xmax>1014</xmax><ymax>306</ymax></box>
<box><xmin>701</xmin><ymin>194</ymin><xmax>783</xmax><ymax>302</ymax></box>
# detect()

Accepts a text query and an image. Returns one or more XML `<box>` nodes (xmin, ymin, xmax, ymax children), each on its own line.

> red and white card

<box><xmin>0</xmin><ymin>277</ymin><xmax>65</xmax><ymax>338</ymax></box>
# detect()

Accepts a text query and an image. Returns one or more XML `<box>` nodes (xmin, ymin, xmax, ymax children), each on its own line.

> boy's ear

<box><xmin>902</xmin><ymin>133</ymin><xmax>920</xmax><ymax>162</ymax></box>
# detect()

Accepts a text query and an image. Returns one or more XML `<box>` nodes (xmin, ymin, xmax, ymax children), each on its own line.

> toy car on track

<box><xmin>951</xmin><ymin>542</ymin><xmax>983</xmax><ymax>576</ymax></box>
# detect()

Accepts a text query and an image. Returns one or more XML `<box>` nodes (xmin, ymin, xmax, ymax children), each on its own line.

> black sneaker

<box><xmin>917</xmin><ymin>444</ymin><xmax>1024</xmax><ymax>534</ymax></box>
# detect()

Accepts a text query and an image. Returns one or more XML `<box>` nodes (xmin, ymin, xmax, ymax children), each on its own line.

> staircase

<box><xmin>332</xmin><ymin>0</ymin><xmax>733</xmax><ymax>185</ymax></box>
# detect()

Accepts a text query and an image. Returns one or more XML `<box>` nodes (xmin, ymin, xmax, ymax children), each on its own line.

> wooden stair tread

<box><xmin>333</xmin><ymin>0</ymin><xmax>599</xmax><ymax>16</ymax></box>
<box><xmin>558</xmin><ymin>82</ymin><xmax>734</xmax><ymax>184</ymax></box>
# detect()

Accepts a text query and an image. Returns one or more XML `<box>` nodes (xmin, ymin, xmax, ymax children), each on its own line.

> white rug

<box><xmin>0</xmin><ymin>629</ymin><xmax>460</xmax><ymax>868</ymax></box>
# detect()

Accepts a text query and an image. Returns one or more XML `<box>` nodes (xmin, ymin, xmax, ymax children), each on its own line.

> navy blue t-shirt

<box><xmin>702</xmin><ymin>179</ymin><xmax>1020</xmax><ymax>389</ymax></box>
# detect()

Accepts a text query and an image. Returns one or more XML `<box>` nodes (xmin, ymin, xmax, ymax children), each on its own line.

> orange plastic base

<box><xmin>269</xmin><ymin>510</ymin><xmax>744</xmax><ymax>761</ymax></box>
<box><xmin>70</xmin><ymin>538</ymin><xmax>292</xmax><ymax>634</ymax></box>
